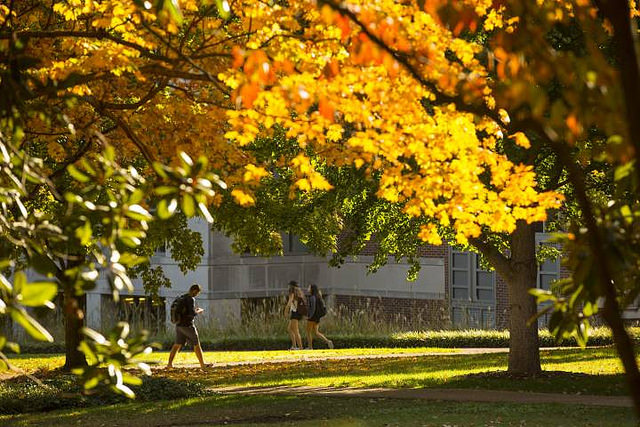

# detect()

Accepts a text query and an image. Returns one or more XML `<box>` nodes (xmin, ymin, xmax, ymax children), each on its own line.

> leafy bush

<box><xmin>0</xmin><ymin>374</ymin><xmax>208</xmax><ymax>415</ymax></box>
<box><xmin>160</xmin><ymin>326</ymin><xmax>640</xmax><ymax>351</ymax></box>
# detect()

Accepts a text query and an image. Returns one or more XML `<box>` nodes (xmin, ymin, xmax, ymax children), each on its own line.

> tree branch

<box><xmin>469</xmin><ymin>236</ymin><xmax>513</xmax><ymax>280</ymax></box>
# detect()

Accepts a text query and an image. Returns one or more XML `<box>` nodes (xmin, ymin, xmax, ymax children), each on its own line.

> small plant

<box><xmin>74</xmin><ymin>322</ymin><xmax>158</xmax><ymax>398</ymax></box>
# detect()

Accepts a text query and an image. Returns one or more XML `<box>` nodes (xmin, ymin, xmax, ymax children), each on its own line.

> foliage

<box><xmin>73</xmin><ymin>323</ymin><xmax>157</xmax><ymax>398</ymax></box>
<box><xmin>10</xmin><ymin>327</ymin><xmax>638</xmax><ymax>354</ymax></box>
<box><xmin>0</xmin><ymin>373</ymin><xmax>208</xmax><ymax>415</ymax></box>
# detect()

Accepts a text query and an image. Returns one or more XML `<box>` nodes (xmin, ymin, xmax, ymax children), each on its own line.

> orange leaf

<box><xmin>239</xmin><ymin>83</ymin><xmax>259</xmax><ymax>108</ymax></box>
<box><xmin>318</xmin><ymin>99</ymin><xmax>335</xmax><ymax>121</ymax></box>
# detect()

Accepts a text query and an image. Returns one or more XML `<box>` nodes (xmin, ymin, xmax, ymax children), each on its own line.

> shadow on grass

<box><xmin>2</xmin><ymin>393</ymin><xmax>636</xmax><ymax>427</ymax></box>
<box><xmin>169</xmin><ymin>348</ymin><xmax>627</xmax><ymax>395</ymax></box>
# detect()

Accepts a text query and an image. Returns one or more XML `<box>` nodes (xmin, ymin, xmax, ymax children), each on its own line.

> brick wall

<box><xmin>333</xmin><ymin>294</ymin><xmax>449</xmax><ymax>329</ymax></box>
<box><xmin>495</xmin><ymin>274</ymin><xmax>510</xmax><ymax>329</ymax></box>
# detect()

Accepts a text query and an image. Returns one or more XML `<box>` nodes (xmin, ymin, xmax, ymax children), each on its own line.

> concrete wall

<box><xmin>90</xmin><ymin>225</ymin><xmax>447</xmax><ymax>330</ymax></box>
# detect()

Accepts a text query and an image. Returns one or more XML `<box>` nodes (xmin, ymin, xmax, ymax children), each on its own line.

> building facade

<box><xmin>77</xmin><ymin>218</ymin><xmax>590</xmax><ymax>332</ymax></box>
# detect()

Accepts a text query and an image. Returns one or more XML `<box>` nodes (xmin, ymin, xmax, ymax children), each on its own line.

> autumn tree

<box><xmin>218</xmin><ymin>0</ymin><xmax>640</xmax><ymax>412</ymax></box>
<box><xmin>0</xmin><ymin>0</ymin><xmax>246</xmax><ymax>373</ymax></box>
<box><xmin>218</xmin><ymin>0</ymin><xmax>563</xmax><ymax>376</ymax></box>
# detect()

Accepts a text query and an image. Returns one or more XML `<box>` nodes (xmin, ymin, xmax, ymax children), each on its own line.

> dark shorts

<box><xmin>175</xmin><ymin>325</ymin><xmax>200</xmax><ymax>346</ymax></box>
<box><xmin>290</xmin><ymin>311</ymin><xmax>302</xmax><ymax>320</ymax></box>
<box><xmin>308</xmin><ymin>316</ymin><xmax>321</xmax><ymax>323</ymax></box>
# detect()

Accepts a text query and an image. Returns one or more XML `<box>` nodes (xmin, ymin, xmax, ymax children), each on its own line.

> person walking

<box><xmin>285</xmin><ymin>280</ymin><xmax>305</xmax><ymax>350</ymax></box>
<box><xmin>305</xmin><ymin>284</ymin><xmax>333</xmax><ymax>350</ymax></box>
<box><xmin>167</xmin><ymin>284</ymin><xmax>208</xmax><ymax>368</ymax></box>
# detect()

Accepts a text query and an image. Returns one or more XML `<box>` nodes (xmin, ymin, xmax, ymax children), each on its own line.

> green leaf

<box><xmin>215</xmin><ymin>0</ymin><xmax>231</xmax><ymax>19</ymax></box>
<box><xmin>78</xmin><ymin>340</ymin><xmax>99</xmax><ymax>366</ymax></box>
<box><xmin>19</xmin><ymin>281</ymin><xmax>58</xmax><ymax>307</ymax></box>
<box><xmin>118</xmin><ymin>253</ymin><xmax>146</xmax><ymax>267</ymax></box>
<box><xmin>75</xmin><ymin>221</ymin><xmax>93</xmax><ymax>246</ymax></box>
<box><xmin>179</xmin><ymin>151</ymin><xmax>193</xmax><ymax>167</ymax></box>
<box><xmin>10</xmin><ymin>308</ymin><xmax>53</xmax><ymax>342</ymax></box>
<box><xmin>125</xmin><ymin>204</ymin><xmax>152</xmax><ymax>222</ymax></box>
<box><xmin>120</xmin><ymin>236</ymin><xmax>141</xmax><ymax>248</ymax></box>
<box><xmin>82</xmin><ymin>327</ymin><xmax>108</xmax><ymax>345</ymax></box>
<box><xmin>5</xmin><ymin>341</ymin><xmax>19</xmax><ymax>354</ymax></box>
<box><xmin>84</xmin><ymin>375</ymin><xmax>100</xmax><ymax>390</ymax></box>
<box><xmin>198</xmin><ymin>202</ymin><xmax>214</xmax><ymax>223</ymax></box>
<box><xmin>160</xmin><ymin>0</ymin><xmax>183</xmax><ymax>25</ymax></box>
<box><xmin>155</xmin><ymin>186</ymin><xmax>177</xmax><ymax>196</ymax></box>
<box><xmin>614</xmin><ymin>161</ymin><xmax>635</xmax><ymax>181</ymax></box>
<box><xmin>157</xmin><ymin>198</ymin><xmax>178</xmax><ymax>220</ymax></box>
<box><xmin>122</xmin><ymin>372</ymin><xmax>143</xmax><ymax>386</ymax></box>
<box><xmin>114</xmin><ymin>382</ymin><xmax>135</xmax><ymax>399</ymax></box>
<box><xmin>13</xmin><ymin>271</ymin><xmax>26</xmax><ymax>295</ymax></box>
<box><xmin>0</xmin><ymin>274</ymin><xmax>12</xmax><ymax>293</ymax></box>
<box><xmin>181</xmin><ymin>194</ymin><xmax>195</xmax><ymax>217</ymax></box>
<box><xmin>67</xmin><ymin>164</ymin><xmax>90</xmax><ymax>183</ymax></box>
<box><xmin>152</xmin><ymin>162</ymin><xmax>168</xmax><ymax>179</ymax></box>
<box><xmin>64</xmin><ymin>193</ymin><xmax>83</xmax><ymax>204</ymax></box>
<box><xmin>129</xmin><ymin>189</ymin><xmax>144</xmax><ymax>205</ymax></box>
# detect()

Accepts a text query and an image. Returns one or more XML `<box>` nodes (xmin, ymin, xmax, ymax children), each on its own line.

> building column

<box><xmin>85</xmin><ymin>292</ymin><xmax>101</xmax><ymax>330</ymax></box>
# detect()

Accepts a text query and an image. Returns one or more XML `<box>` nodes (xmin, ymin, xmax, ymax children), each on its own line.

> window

<box><xmin>451</xmin><ymin>251</ymin><xmax>495</xmax><ymax>302</ymax></box>
<box><xmin>282</xmin><ymin>233</ymin><xmax>308</xmax><ymax>255</ymax></box>
<box><xmin>155</xmin><ymin>241</ymin><xmax>167</xmax><ymax>256</ymax></box>
<box><xmin>538</xmin><ymin>257</ymin><xmax>560</xmax><ymax>290</ymax></box>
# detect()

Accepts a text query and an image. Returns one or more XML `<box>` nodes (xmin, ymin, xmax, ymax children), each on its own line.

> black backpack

<box><xmin>296</xmin><ymin>296</ymin><xmax>308</xmax><ymax>316</ymax></box>
<box><xmin>170</xmin><ymin>294</ymin><xmax>188</xmax><ymax>324</ymax></box>
<box><xmin>315</xmin><ymin>297</ymin><xmax>327</xmax><ymax>318</ymax></box>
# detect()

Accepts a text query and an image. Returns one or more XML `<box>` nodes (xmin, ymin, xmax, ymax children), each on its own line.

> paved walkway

<box><xmin>213</xmin><ymin>385</ymin><xmax>634</xmax><ymax>408</ymax></box>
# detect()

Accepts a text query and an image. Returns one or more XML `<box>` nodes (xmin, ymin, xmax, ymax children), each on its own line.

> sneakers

<box><xmin>289</xmin><ymin>346</ymin><xmax>300</xmax><ymax>350</ymax></box>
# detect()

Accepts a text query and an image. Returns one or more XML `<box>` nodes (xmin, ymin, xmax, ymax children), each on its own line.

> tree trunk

<box><xmin>602</xmin><ymin>282</ymin><xmax>640</xmax><ymax>417</ymax></box>
<box><xmin>506</xmin><ymin>221</ymin><xmax>541</xmax><ymax>375</ymax></box>
<box><xmin>471</xmin><ymin>221</ymin><xmax>542</xmax><ymax>375</ymax></box>
<box><xmin>61</xmin><ymin>280</ymin><xmax>86</xmax><ymax>371</ymax></box>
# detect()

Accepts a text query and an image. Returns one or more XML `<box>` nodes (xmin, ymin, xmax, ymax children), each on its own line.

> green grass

<box><xmin>0</xmin><ymin>346</ymin><xmax>635</xmax><ymax>421</ymax></box>
<box><xmin>4</xmin><ymin>347</ymin><xmax>456</xmax><ymax>373</ymax></box>
<box><xmin>1</xmin><ymin>394</ymin><xmax>635</xmax><ymax>426</ymax></box>
<box><xmin>156</xmin><ymin>347</ymin><xmax>632</xmax><ymax>396</ymax></box>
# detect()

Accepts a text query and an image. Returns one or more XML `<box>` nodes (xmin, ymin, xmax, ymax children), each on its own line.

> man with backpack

<box><xmin>167</xmin><ymin>284</ymin><xmax>208</xmax><ymax>368</ymax></box>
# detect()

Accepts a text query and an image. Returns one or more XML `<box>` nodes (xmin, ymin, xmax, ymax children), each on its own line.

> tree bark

<box><xmin>472</xmin><ymin>221</ymin><xmax>542</xmax><ymax>375</ymax></box>
<box><xmin>62</xmin><ymin>284</ymin><xmax>86</xmax><ymax>370</ymax></box>
<box><xmin>57</xmin><ymin>263</ymin><xmax>87</xmax><ymax>371</ymax></box>
<box><xmin>505</xmin><ymin>221</ymin><xmax>541</xmax><ymax>375</ymax></box>
<box><xmin>602</xmin><ymin>279</ymin><xmax>640</xmax><ymax>417</ymax></box>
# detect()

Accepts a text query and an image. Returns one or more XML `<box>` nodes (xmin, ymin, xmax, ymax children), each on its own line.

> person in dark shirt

<box><xmin>305</xmin><ymin>284</ymin><xmax>333</xmax><ymax>349</ymax></box>
<box><xmin>167</xmin><ymin>284</ymin><xmax>207</xmax><ymax>368</ymax></box>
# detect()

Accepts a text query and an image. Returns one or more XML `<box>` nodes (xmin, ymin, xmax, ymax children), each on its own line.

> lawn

<box><xmin>0</xmin><ymin>346</ymin><xmax>635</xmax><ymax>425</ymax></box>
<box><xmin>4</xmin><ymin>347</ymin><xmax>456</xmax><ymax>374</ymax></box>
<box><xmin>1</xmin><ymin>394</ymin><xmax>636</xmax><ymax>427</ymax></box>
<box><xmin>157</xmin><ymin>346</ymin><xmax>631</xmax><ymax>396</ymax></box>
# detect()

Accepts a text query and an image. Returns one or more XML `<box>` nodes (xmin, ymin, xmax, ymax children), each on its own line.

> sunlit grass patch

<box><xmin>4</xmin><ymin>347</ymin><xmax>456</xmax><ymax>374</ymax></box>
<box><xmin>156</xmin><ymin>347</ymin><xmax>630</xmax><ymax>396</ymax></box>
